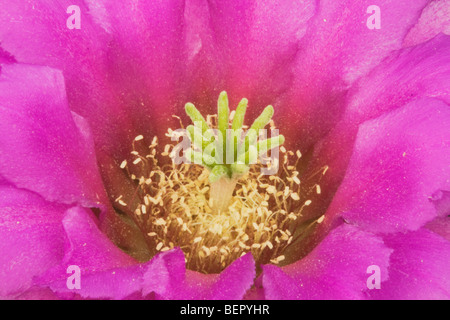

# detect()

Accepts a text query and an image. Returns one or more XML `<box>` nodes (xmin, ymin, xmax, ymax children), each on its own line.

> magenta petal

<box><xmin>426</xmin><ymin>190</ymin><xmax>450</xmax><ymax>241</ymax></box>
<box><xmin>57</xmin><ymin>207</ymin><xmax>137</xmax><ymax>270</ymax></box>
<box><xmin>23</xmin><ymin>184</ymin><xmax>254</xmax><ymax>300</ymax></box>
<box><xmin>36</xmin><ymin>207</ymin><xmax>140</xmax><ymax>299</ymax></box>
<box><xmin>89</xmin><ymin>0</ymin><xmax>188</xmax><ymax>139</ymax></box>
<box><xmin>370</xmin><ymin>229</ymin><xmax>450</xmax><ymax>299</ymax></box>
<box><xmin>430</xmin><ymin>190</ymin><xmax>450</xmax><ymax>217</ymax></box>
<box><xmin>201</xmin><ymin>252</ymin><xmax>256</xmax><ymax>300</ymax></box>
<box><xmin>38</xmin><ymin>221</ymin><xmax>255</xmax><ymax>300</ymax></box>
<box><xmin>42</xmin><ymin>263</ymin><xmax>146</xmax><ymax>300</ymax></box>
<box><xmin>277</xmin><ymin>0</ymin><xmax>429</xmax><ymax>150</ymax></box>
<box><xmin>141</xmin><ymin>249</ymin><xmax>186</xmax><ymax>299</ymax></box>
<box><xmin>142</xmin><ymin>250</ymin><xmax>255</xmax><ymax>300</ymax></box>
<box><xmin>305</xmin><ymin>35</ymin><xmax>450</xmax><ymax>224</ymax></box>
<box><xmin>0</xmin><ymin>63</ymin><xmax>108</xmax><ymax>209</ymax></box>
<box><xmin>300</xmin><ymin>0</ymin><xmax>429</xmax><ymax>84</ymax></box>
<box><xmin>185</xmin><ymin>0</ymin><xmax>316</xmax><ymax>113</ymax></box>
<box><xmin>345</xmin><ymin>34</ymin><xmax>450</xmax><ymax>123</ymax></box>
<box><xmin>0</xmin><ymin>1</ymin><xmax>109</xmax><ymax>72</ymax></box>
<box><xmin>262</xmin><ymin>224</ymin><xmax>392</xmax><ymax>299</ymax></box>
<box><xmin>325</xmin><ymin>97</ymin><xmax>450</xmax><ymax>233</ymax></box>
<box><xmin>260</xmin><ymin>265</ymin><xmax>302</xmax><ymax>300</ymax></box>
<box><xmin>0</xmin><ymin>185</ymin><xmax>67</xmax><ymax>297</ymax></box>
<box><xmin>0</xmin><ymin>1</ymin><xmax>132</xmax><ymax>139</ymax></box>
<box><xmin>10</xmin><ymin>287</ymin><xmax>60</xmax><ymax>300</ymax></box>
<box><xmin>0</xmin><ymin>2</ymin><xmax>143</xmax><ymax>165</ymax></box>
<box><xmin>404</xmin><ymin>0</ymin><xmax>450</xmax><ymax>47</ymax></box>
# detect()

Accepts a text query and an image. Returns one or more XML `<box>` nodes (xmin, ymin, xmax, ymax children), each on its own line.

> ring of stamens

<box><xmin>117</xmin><ymin>114</ymin><xmax>328</xmax><ymax>274</ymax></box>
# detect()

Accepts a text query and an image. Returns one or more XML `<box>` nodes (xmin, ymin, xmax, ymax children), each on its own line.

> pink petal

<box><xmin>261</xmin><ymin>224</ymin><xmax>392</xmax><ymax>299</ymax></box>
<box><xmin>304</xmin><ymin>35</ymin><xmax>450</xmax><ymax>228</ymax></box>
<box><xmin>184</xmin><ymin>0</ymin><xmax>316</xmax><ymax>117</ymax></box>
<box><xmin>404</xmin><ymin>0</ymin><xmax>450</xmax><ymax>47</ymax></box>
<box><xmin>430</xmin><ymin>190</ymin><xmax>450</xmax><ymax>217</ymax></box>
<box><xmin>142</xmin><ymin>249</ymin><xmax>256</xmax><ymax>300</ymax></box>
<box><xmin>36</xmin><ymin>207</ymin><xmax>141</xmax><ymax>299</ymax></box>
<box><xmin>426</xmin><ymin>216</ymin><xmax>450</xmax><ymax>241</ymax></box>
<box><xmin>201</xmin><ymin>252</ymin><xmax>256</xmax><ymax>300</ymax></box>
<box><xmin>370</xmin><ymin>229</ymin><xmax>450</xmax><ymax>299</ymax></box>
<box><xmin>9</xmin><ymin>287</ymin><xmax>60</xmax><ymax>300</ymax></box>
<box><xmin>300</xmin><ymin>0</ymin><xmax>430</xmax><ymax>85</ymax></box>
<box><xmin>1</xmin><ymin>2</ymin><xmax>196</xmax><ymax>224</ymax></box>
<box><xmin>0</xmin><ymin>1</ymin><xmax>136</xmax><ymax>151</ymax></box>
<box><xmin>0</xmin><ymin>61</ymin><xmax>151</xmax><ymax>259</ymax></box>
<box><xmin>0</xmin><ymin>185</ymin><xmax>67</xmax><ymax>297</ymax></box>
<box><xmin>0</xmin><ymin>2</ymin><xmax>158</xmax><ymax>185</ymax></box>
<box><xmin>325</xmin><ymin>97</ymin><xmax>450</xmax><ymax>234</ymax></box>
<box><xmin>36</xmin><ymin>209</ymin><xmax>255</xmax><ymax>300</ymax></box>
<box><xmin>345</xmin><ymin>34</ymin><xmax>450</xmax><ymax>123</ymax></box>
<box><xmin>0</xmin><ymin>63</ymin><xmax>108</xmax><ymax>209</ymax></box>
<box><xmin>277</xmin><ymin>0</ymin><xmax>430</xmax><ymax>151</ymax></box>
<box><xmin>93</xmin><ymin>0</ymin><xmax>188</xmax><ymax>138</ymax></box>
<box><xmin>427</xmin><ymin>190</ymin><xmax>450</xmax><ymax>241</ymax></box>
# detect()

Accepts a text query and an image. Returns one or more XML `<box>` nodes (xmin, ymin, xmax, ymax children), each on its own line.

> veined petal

<box><xmin>297</xmin><ymin>0</ymin><xmax>430</xmax><ymax>85</ymax></box>
<box><xmin>0</xmin><ymin>61</ymin><xmax>151</xmax><ymax>261</ymax></box>
<box><xmin>93</xmin><ymin>0</ymin><xmax>188</xmax><ymax>138</ymax></box>
<box><xmin>0</xmin><ymin>1</ymin><xmax>183</xmax><ymax>180</ymax></box>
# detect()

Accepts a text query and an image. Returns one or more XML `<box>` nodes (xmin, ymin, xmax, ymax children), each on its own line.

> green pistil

<box><xmin>184</xmin><ymin>91</ymin><xmax>284</xmax><ymax>181</ymax></box>
<box><xmin>184</xmin><ymin>91</ymin><xmax>284</xmax><ymax>213</ymax></box>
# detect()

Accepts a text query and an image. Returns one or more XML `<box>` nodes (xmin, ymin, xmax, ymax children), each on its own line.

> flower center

<box><xmin>116</xmin><ymin>93</ymin><xmax>328</xmax><ymax>274</ymax></box>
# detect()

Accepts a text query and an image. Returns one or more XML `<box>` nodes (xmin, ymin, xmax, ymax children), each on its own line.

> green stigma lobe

<box><xmin>257</xmin><ymin>135</ymin><xmax>285</xmax><ymax>155</ymax></box>
<box><xmin>184</xmin><ymin>92</ymin><xmax>283</xmax><ymax>183</ymax></box>
<box><xmin>217</xmin><ymin>91</ymin><xmax>230</xmax><ymax>140</ymax></box>
<box><xmin>250</xmin><ymin>105</ymin><xmax>274</xmax><ymax>132</ymax></box>
<box><xmin>185</xmin><ymin>103</ymin><xmax>210</xmax><ymax>134</ymax></box>
<box><xmin>231</xmin><ymin>98</ymin><xmax>248</xmax><ymax>130</ymax></box>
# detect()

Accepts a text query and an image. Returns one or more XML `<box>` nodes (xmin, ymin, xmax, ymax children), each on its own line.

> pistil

<box><xmin>209</xmin><ymin>176</ymin><xmax>237</xmax><ymax>214</ymax></box>
<box><xmin>184</xmin><ymin>91</ymin><xmax>284</xmax><ymax>214</ymax></box>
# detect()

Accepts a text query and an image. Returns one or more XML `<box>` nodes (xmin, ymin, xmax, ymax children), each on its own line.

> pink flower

<box><xmin>0</xmin><ymin>0</ymin><xmax>449</xmax><ymax>299</ymax></box>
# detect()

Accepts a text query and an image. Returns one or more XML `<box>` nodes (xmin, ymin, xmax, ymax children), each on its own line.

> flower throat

<box><xmin>116</xmin><ymin>92</ymin><xmax>328</xmax><ymax>274</ymax></box>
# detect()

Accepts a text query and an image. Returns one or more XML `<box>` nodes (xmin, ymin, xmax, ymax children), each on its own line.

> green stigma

<box><xmin>184</xmin><ymin>91</ymin><xmax>284</xmax><ymax>181</ymax></box>
<box><xmin>184</xmin><ymin>91</ymin><xmax>284</xmax><ymax>213</ymax></box>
